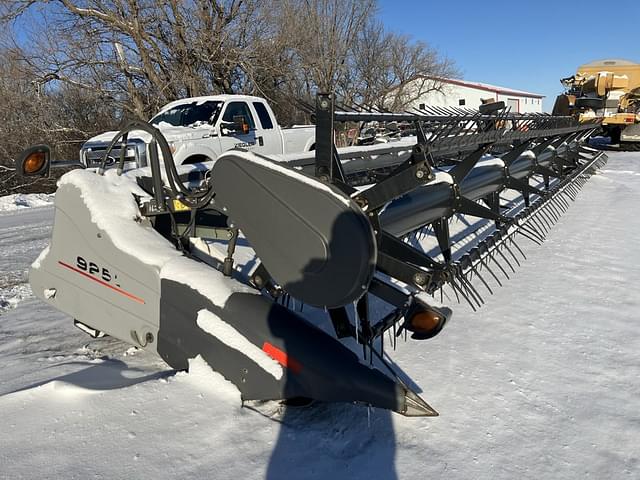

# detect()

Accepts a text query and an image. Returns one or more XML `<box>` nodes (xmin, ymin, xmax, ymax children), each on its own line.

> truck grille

<box><xmin>81</xmin><ymin>139</ymin><xmax>146</xmax><ymax>168</ymax></box>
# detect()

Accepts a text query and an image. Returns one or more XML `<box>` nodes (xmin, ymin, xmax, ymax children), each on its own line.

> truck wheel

<box><xmin>608</xmin><ymin>127</ymin><xmax>621</xmax><ymax>145</ymax></box>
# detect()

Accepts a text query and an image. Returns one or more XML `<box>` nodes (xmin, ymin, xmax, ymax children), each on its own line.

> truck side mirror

<box><xmin>232</xmin><ymin>115</ymin><xmax>251</xmax><ymax>134</ymax></box>
<box><xmin>221</xmin><ymin>115</ymin><xmax>251</xmax><ymax>136</ymax></box>
<box><xmin>18</xmin><ymin>145</ymin><xmax>51</xmax><ymax>177</ymax></box>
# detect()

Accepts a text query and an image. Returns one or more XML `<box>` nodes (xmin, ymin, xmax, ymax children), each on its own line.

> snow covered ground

<box><xmin>0</xmin><ymin>193</ymin><xmax>54</xmax><ymax>212</ymax></box>
<box><xmin>1</xmin><ymin>152</ymin><xmax>639</xmax><ymax>479</ymax></box>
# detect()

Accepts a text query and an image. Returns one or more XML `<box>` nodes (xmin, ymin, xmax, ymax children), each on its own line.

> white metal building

<box><xmin>407</xmin><ymin>77</ymin><xmax>545</xmax><ymax>113</ymax></box>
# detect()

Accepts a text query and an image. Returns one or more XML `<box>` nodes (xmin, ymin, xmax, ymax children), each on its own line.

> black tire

<box><xmin>606</xmin><ymin>126</ymin><xmax>622</xmax><ymax>145</ymax></box>
<box><xmin>620</xmin><ymin>142</ymin><xmax>640</xmax><ymax>151</ymax></box>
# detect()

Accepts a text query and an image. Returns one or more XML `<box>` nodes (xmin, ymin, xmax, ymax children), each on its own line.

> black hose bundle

<box><xmin>98</xmin><ymin>120</ymin><xmax>216</xmax><ymax>210</ymax></box>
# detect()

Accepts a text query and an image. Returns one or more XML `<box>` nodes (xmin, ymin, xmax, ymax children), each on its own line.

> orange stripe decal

<box><xmin>262</xmin><ymin>342</ymin><xmax>302</xmax><ymax>374</ymax></box>
<box><xmin>58</xmin><ymin>261</ymin><xmax>145</xmax><ymax>304</ymax></box>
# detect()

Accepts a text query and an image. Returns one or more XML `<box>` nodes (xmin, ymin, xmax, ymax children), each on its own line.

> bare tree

<box><xmin>0</xmin><ymin>46</ymin><xmax>118</xmax><ymax>153</ymax></box>
<box><xmin>277</xmin><ymin>0</ymin><xmax>373</xmax><ymax>93</ymax></box>
<box><xmin>0</xmin><ymin>44</ymin><xmax>119</xmax><ymax>193</ymax></box>
<box><xmin>1</xmin><ymin>1</ymin><xmax>261</xmax><ymax>118</ymax></box>
<box><xmin>343</xmin><ymin>18</ymin><xmax>457</xmax><ymax>110</ymax></box>
<box><xmin>0</xmin><ymin>0</ymin><xmax>457</xmax><ymax>129</ymax></box>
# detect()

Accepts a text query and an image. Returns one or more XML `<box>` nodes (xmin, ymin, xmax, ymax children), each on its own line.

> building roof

<box><xmin>435</xmin><ymin>77</ymin><xmax>545</xmax><ymax>99</ymax></box>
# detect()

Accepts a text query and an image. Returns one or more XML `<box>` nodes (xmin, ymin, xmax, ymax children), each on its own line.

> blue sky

<box><xmin>377</xmin><ymin>0</ymin><xmax>640</xmax><ymax>111</ymax></box>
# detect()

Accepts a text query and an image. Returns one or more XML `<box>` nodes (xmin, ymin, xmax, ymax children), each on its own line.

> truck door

<box><xmin>251</xmin><ymin>101</ymin><xmax>284</xmax><ymax>155</ymax></box>
<box><xmin>218</xmin><ymin>101</ymin><xmax>259</xmax><ymax>153</ymax></box>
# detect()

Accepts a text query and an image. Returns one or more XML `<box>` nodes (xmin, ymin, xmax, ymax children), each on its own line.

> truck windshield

<box><xmin>151</xmin><ymin>101</ymin><xmax>222</xmax><ymax>127</ymax></box>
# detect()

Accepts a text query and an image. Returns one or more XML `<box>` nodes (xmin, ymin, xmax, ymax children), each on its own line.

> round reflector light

<box><xmin>23</xmin><ymin>151</ymin><xmax>46</xmax><ymax>174</ymax></box>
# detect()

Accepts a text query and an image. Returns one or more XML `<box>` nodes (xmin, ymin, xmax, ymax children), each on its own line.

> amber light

<box><xmin>18</xmin><ymin>145</ymin><xmax>50</xmax><ymax>177</ymax></box>
<box><xmin>410</xmin><ymin>311</ymin><xmax>442</xmax><ymax>333</ymax></box>
<box><xmin>404</xmin><ymin>305</ymin><xmax>449</xmax><ymax>340</ymax></box>
<box><xmin>23</xmin><ymin>151</ymin><xmax>46</xmax><ymax>174</ymax></box>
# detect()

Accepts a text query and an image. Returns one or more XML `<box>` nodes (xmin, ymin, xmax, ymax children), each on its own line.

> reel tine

<box><xmin>478</xmin><ymin>253</ymin><xmax>503</xmax><ymax>287</ymax></box>
<box><xmin>448</xmin><ymin>274</ymin><xmax>462</xmax><ymax>304</ymax></box>
<box><xmin>496</xmin><ymin>244</ymin><xmax>516</xmax><ymax>273</ymax></box>
<box><xmin>525</xmin><ymin>209</ymin><xmax>547</xmax><ymax>234</ymax></box>
<box><xmin>454</xmin><ymin>264</ymin><xmax>482</xmax><ymax>305</ymax></box>
<box><xmin>469</xmin><ymin>260</ymin><xmax>494</xmax><ymax>295</ymax></box>
<box><xmin>502</xmin><ymin>239</ymin><xmax>521</xmax><ymax>267</ymax></box>
<box><xmin>546</xmin><ymin>204</ymin><xmax>560</xmax><ymax>224</ymax></box>
<box><xmin>553</xmin><ymin>195</ymin><xmax>569</xmax><ymax>213</ymax></box>
<box><xmin>517</xmin><ymin>226</ymin><xmax>543</xmax><ymax>246</ymax></box>
<box><xmin>458</xmin><ymin>268</ymin><xmax>485</xmax><ymax>306</ymax></box>
<box><xmin>519</xmin><ymin>222</ymin><xmax>545</xmax><ymax>244</ymax></box>
<box><xmin>538</xmin><ymin>206</ymin><xmax>556</xmax><ymax>226</ymax></box>
<box><xmin>557</xmin><ymin>194</ymin><xmax>571</xmax><ymax>212</ymax></box>
<box><xmin>442</xmin><ymin>284</ymin><xmax>453</xmax><ymax>302</ymax></box>
<box><xmin>555</xmin><ymin>191</ymin><xmax>570</xmax><ymax>209</ymax></box>
<box><xmin>547</xmin><ymin>199</ymin><xmax>563</xmax><ymax>220</ymax></box>
<box><xmin>543</xmin><ymin>202</ymin><xmax>560</xmax><ymax>223</ymax></box>
<box><xmin>565</xmin><ymin>183</ymin><xmax>578</xmax><ymax>199</ymax></box>
<box><xmin>566</xmin><ymin>179</ymin><xmax>579</xmax><ymax>193</ymax></box>
<box><xmin>449</xmin><ymin>274</ymin><xmax>477</xmax><ymax>311</ymax></box>
<box><xmin>529</xmin><ymin>214</ymin><xmax>549</xmax><ymax>236</ymax></box>
<box><xmin>534</xmin><ymin>207</ymin><xmax>553</xmax><ymax>230</ymax></box>
<box><xmin>490</xmin><ymin>250</ymin><xmax>511</xmax><ymax>279</ymax></box>
<box><xmin>509</xmin><ymin>236</ymin><xmax>527</xmax><ymax>260</ymax></box>
<box><xmin>563</xmin><ymin>188</ymin><xmax>577</xmax><ymax>201</ymax></box>
<box><xmin>545</xmin><ymin>204</ymin><xmax>560</xmax><ymax>224</ymax></box>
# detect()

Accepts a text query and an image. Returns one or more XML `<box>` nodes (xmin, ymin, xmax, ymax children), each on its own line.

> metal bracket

<box><xmin>314</xmin><ymin>93</ymin><xmax>346</xmax><ymax>183</ymax></box>
<box><xmin>353</xmin><ymin>150</ymin><xmax>432</xmax><ymax>212</ymax></box>
<box><xmin>376</xmin><ymin>252</ymin><xmax>432</xmax><ymax>290</ymax></box>
<box><xmin>449</xmin><ymin>144</ymin><xmax>493</xmax><ymax>184</ymax></box>
<box><xmin>505</xmin><ymin>177</ymin><xmax>544</xmax><ymax>197</ymax></box>
<box><xmin>500</xmin><ymin>141</ymin><xmax>533</xmax><ymax>166</ymax></box>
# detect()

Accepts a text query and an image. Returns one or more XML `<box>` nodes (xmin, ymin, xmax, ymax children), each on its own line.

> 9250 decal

<box><xmin>58</xmin><ymin>257</ymin><xmax>143</xmax><ymax>304</ymax></box>
<box><xmin>76</xmin><ymin>256</ymin><xmax>117</xmax><ymax>284</ymax></box>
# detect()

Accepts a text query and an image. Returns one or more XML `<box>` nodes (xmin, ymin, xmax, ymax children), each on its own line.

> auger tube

<box><xmin>380</xmin><ymin>141</ymin><xmax>585</xmax><ymax>238</ymax></box>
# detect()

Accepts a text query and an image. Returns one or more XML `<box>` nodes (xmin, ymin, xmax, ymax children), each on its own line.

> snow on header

<box><xmin>58</xmin><ymin>169</ymin><xmax>181</xmax><ymax>269</ymax></box>
<box><xmin>31</xmin><ymin>245</ymin><xmax>50</xmax><ymax>270</ymax></box>
<box><xmin>160</xmin><ymin>256</ymin><xmax>256</xmax><ymax>307</ymax></box>
<box><xmin>196</xmin><ymin>309</ymin><xmax>283</xmax><ymax>380</ymax></box>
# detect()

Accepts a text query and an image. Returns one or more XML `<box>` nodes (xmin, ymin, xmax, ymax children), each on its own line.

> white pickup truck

<box><xmin>80</xmin><ymin>95</ymin><xmax>316</xmax><ymax>169</ymax></box>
